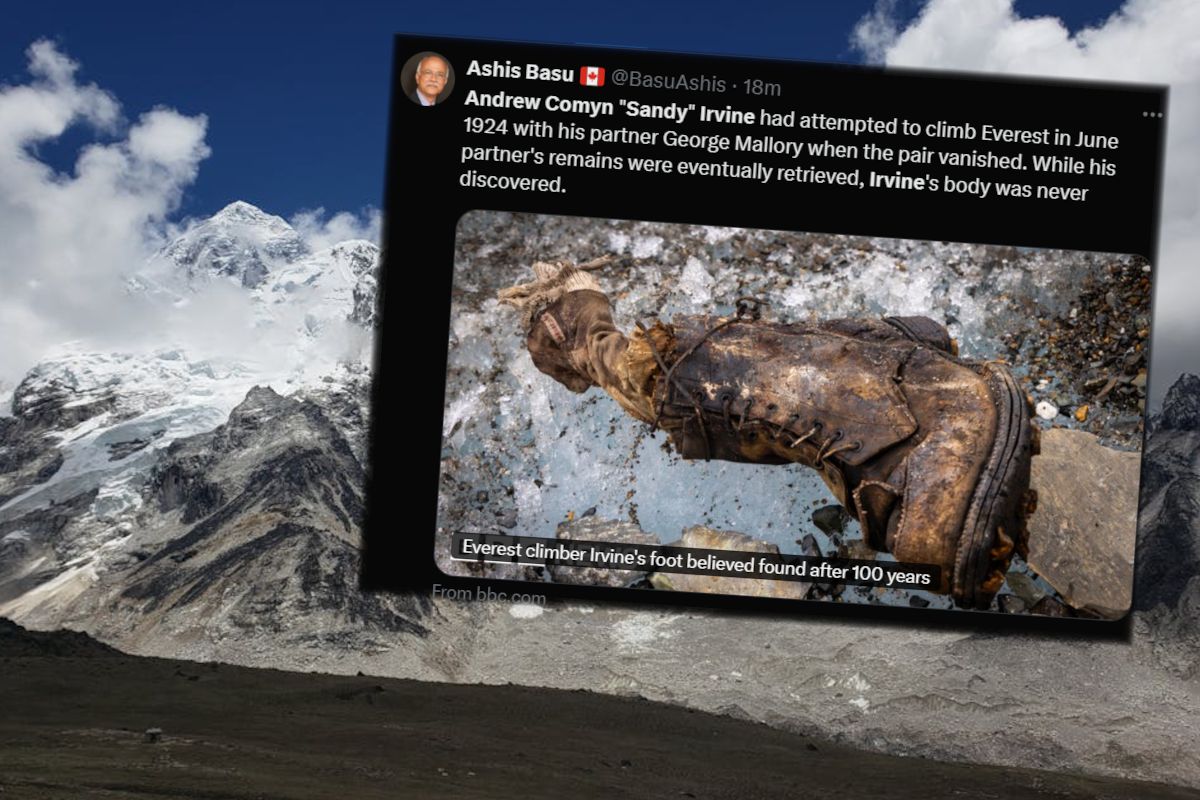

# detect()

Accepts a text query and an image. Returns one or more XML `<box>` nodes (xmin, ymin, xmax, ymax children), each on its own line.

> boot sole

<box><xmin>953</xmin><ymin>364</ymin><xmax>1035</xmax><ymax>609</ymax></box>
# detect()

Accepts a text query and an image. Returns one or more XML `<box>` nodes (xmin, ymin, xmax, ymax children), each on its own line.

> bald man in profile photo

<box><xmin>412</xmin><ymin>54</ymin><xmax>450</xmax><ymax>106</ymax></box>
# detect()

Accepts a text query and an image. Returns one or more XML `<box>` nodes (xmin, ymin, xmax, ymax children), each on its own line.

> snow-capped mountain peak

<box><xmin>210</xmin><ymin>200</ymin><xmax>285</xmax><ymax>225</ymax></box>
<box><xmin>1</xmin><ymin>200</ymin><xmax>382</xmax><ymax>643</ymax></box>
<box><xmin>130</xmin><ymin>202</ymin><xmax>381</xmax><ymax>360</ymax></box>
<box><xmin>158</xmin><ymin>200</ymin><xmax>309</xmax><ymax>288</ymax></box>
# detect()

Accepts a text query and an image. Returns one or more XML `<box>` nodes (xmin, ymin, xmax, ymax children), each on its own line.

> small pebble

<box><xmin>797</xmin><ymin>533</ymin><xmax>821</xmax><ymax>556</ymax></box>
<box><xmin>998</xmin><ymin>594</ymin><xmax>1028</xmax><ymax>614</ymax></box>
<box><xmin>811</xmin><ymin>504</ymin><xmax>850</xmax><ymax>537</ymax></box>
<box><xmin>1074</xmin><ymin>404</ymin><xmax>1089</xmax><ymax>422</ymax></box>
<box><xmin>1036</xmin><ymin>401</ymin><xmax>1059</xmax><ymax>420</ymax></box>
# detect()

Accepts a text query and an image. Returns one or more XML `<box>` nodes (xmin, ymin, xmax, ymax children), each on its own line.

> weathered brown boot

<box><xmin>500</xmin><ymin>262</ymin><xmax>1038</xmax><ymax>609</ymax></box>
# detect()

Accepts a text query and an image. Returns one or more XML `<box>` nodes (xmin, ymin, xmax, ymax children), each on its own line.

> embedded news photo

<box><xmin>437</xmin><ymin>211</ymin><xmax>1150</xmax><ymax>619</ymax></box>
<box><xmin>371</xmin><ymin>34</ymin><xmax>1167</xmax><ymax>626</ymax></box>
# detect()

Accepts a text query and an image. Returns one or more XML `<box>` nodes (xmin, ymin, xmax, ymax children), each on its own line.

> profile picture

<box><xmin>403</xmin><ymin>51</ymin><xmax>454</xmax><ymax>106</ymax></box>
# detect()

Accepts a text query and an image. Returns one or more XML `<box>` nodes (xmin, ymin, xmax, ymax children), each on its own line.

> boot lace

<box><xmin>641</xmin><ymin>296</ymin><xmax>865</xmax><ymax>466</ymax></box>
<box><xmin>812</xmin><ymin>428</ymin><xmax>862</xmax><ymax>469</ymax></box>
<box><xmin>641</xmin><ymin>297</ymin><xmax>768</xmax><ymax>459</ymax></box>
<box><xmin>781</xmin><ymin>421</ymin><xmax>862</xmax><ymax>470</ymax></box>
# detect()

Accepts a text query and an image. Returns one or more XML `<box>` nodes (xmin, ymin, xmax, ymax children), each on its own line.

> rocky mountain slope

<box><xmin>1140</xmin><ymin>374</ymin><xmax>1200</xmax><ymax>606</ymax></box>
<box><xmin>0</xmin><ymin>202</ymin><xmax>424</xmax><ymax>667</ymax></box>
<box><xmin>1135</xmin><ymin>373</ymin><xmax>1200</xmax><ymax>676</ymax></box>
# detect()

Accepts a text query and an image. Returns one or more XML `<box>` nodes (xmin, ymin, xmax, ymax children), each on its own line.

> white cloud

<box><xmin>0</xmin><ymin>40</ymin><xmax>210</xmax><ymax>384</ymax></box>
<box><xmin>851</xmin><ymin>0</ymin><xmax>902</xmax><ymax>64</ymax></box>
<box><xmin>852</xmin><ymin>0</ymin><xmax>1200</xmax><ymax>404</ymax></box>
<box><xmin>0</xmin><ymin>40</ymin><xmax>120</xmax><ymax>147</ymax></box>
<box><xmin>290</xmin><ymin>207</ymin><xmax>381</xmax><ymax>251</ymax></box>
<box><xmin>0</xmin><ymin>41</ymin><xmax>380</xmax><ymax>394</ymax></box>
<box><xmin>127</xmin><ymin>108</ymin><xmax>210</xmax><ymax>175</ymax></box>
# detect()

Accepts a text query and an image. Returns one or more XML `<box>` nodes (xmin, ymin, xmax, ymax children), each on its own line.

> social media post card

<box><xmin>365</xmin><ymin>34</ymin><xmax>1166</xmax><ymax>623</ymax></box>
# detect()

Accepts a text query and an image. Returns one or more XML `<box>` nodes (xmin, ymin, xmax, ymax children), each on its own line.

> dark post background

<box><xmin>363</xmin><ymin>34</ymin><xmax>1166</xmax><ymax>626</ymax></box>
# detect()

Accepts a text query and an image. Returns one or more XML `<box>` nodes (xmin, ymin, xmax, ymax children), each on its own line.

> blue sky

<box><xmin>1</xmin><ymin>1</ymin><xmax>1124</xmax><ymax>222</ymax></box>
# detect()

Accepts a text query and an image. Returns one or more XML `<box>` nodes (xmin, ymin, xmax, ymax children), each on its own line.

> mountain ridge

<box><xmin>0</xmin><ymin>201</ymin><xmax>410</xmax><ymax>657</ymax></box>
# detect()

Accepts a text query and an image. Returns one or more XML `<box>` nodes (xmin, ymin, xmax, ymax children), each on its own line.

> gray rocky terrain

<box><xmin>6</xmin><ymin>618</ymin><xmax>1195</xmax><ymax>800</ymax></box>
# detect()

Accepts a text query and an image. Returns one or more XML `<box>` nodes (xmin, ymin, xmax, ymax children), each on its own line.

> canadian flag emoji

<box><xmin>580</xmin><ymin>66</ymin><xmax>605</xmax><ymax>87</ymax></box>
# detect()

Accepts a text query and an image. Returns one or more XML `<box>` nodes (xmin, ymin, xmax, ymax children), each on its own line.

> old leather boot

<box><xmin>500</xmin><ymin>262</ymin><xmax>1038</xmax><ymax>609</ymax></box>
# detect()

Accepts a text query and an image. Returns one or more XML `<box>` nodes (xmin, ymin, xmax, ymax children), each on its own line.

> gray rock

<box><xmin>550</xmin><ymin>517</ymin><xmax>658</xmax><ymax>588</ymax></box>
<box><xmin>1002</xmin><ymin>572</ymin><xmax>1045</xmax><ymax>608</ymax></box>
<box><xmin>1026</xmin><ymin>428</ymin><xmax>1139</xmax><ymax>618</ymax></box>
<box><xmin>811</xmin><ymin>505</ymin><xmax>850</xmax><ymax>537</ymax></box>
<box><xmin>797</xmin><ymin>533</ymin><xmax>821</xmax><ymax>557</ymax></box>
<box><xmin>649</xmin><ymin>526</ymin><xmax>810</xmax><ymax>601</ymax></box>
<box><xmin>996</xmin><ymin>593</ymin><xmax>1027</xmax><ymax>614</ymax></box>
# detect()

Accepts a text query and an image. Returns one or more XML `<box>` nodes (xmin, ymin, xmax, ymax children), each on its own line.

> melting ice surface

<box><xmin>439</xmin><ymin>212</ymin><xmax>1134</xmax><ymax>608</ymax></box>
